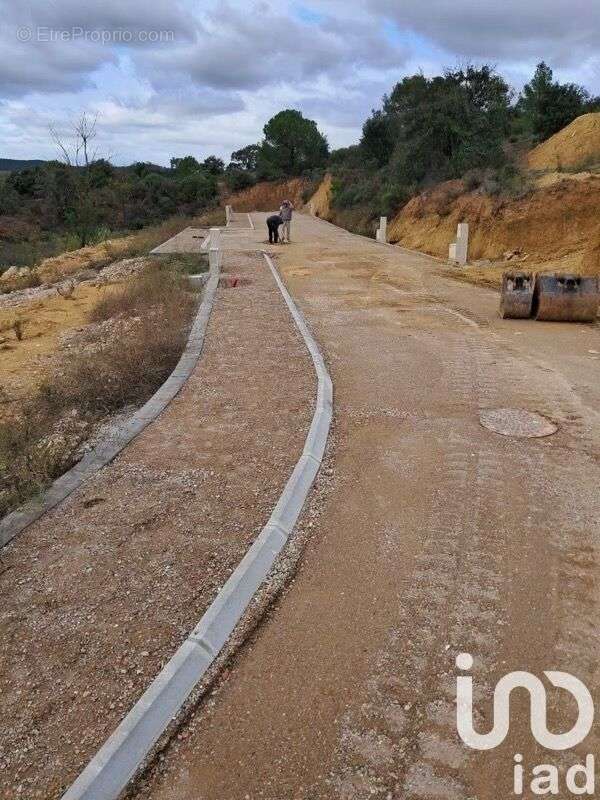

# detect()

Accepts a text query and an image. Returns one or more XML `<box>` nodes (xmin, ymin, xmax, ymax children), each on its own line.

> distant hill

<box><xmin>0</xmin><ymin>158</ymin><xmax>46</xmax><ymax>172</ymax></box>
<box><xmin>0</xmin><ymin>159</ymin><xmax>174</xmax><ymax>175</ymax></box>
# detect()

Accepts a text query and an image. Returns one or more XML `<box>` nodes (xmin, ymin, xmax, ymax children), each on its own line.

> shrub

<box><xmin>41</xmin><ymin>264</ymin><xmax>195</xmax><ymax>416</ymax></box>
<box><xmin>225</xmin><ymin>168</ymin><xmax>256</xmax><ymax>192</ymax></box>
<box><xmin>378</xmin><ymin>182</ymin><xmax>414</xmax><ymax>216</ymax></box>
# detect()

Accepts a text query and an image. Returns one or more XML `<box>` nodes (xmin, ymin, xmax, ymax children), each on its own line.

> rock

<box><xmin>1</xmin><ymin>266</ymin><xmax>19</xmax><ymax>280</ymax></box>
<box><xmin>73</xmin><ymin>269</ymin><xmax>99</xmax><ymax>284</ymax></box>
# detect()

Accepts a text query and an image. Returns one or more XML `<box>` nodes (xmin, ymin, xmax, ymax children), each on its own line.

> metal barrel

<box><xmin>499</xmin><ymin>271</ymin><xmax>534</xmax><ymax>319</ymax></box>
<box><xmin>534</xmin><ymin>274</ymin><xmax>600</xmax><ymax>322</ymax></box>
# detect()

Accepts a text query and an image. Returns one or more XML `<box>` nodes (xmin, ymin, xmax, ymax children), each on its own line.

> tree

<box><xmin>170</xmin><ymin>156</ymin><xmax>202</xmax><ymax>176</ymax></box>
<box><xmin>88</xmin><ymin>158</ymin><xmax>114</xmax><ymax>188</ymax></box>
<box><xmin>364</xmin><ymin>66</ymin><xmax>511</xmax><ymax>182</ymax></box>
<box><xmin>329</xmin><ymin>145</ymin><xmax>364</xmax><ymax>169</ymax></box>
<box><xmin>257</xmin><ymin>110</ymin><xmax>329</xmax><ymax>178</ymax></box>
<box><xmin>48</xmin><ymin>113</ymin><xmax>104</xmax><ymax>246</ymax></box>
<box><xmin>230</xmin><ymin>144</ymin><xmax>260</xmax><ymax>172</ymax></box>
<box><xmin>50</xmin><ymin>112</ymin><xmax>99</xmax><ymax>168</ymax></box>
<box><xmin>518</xmin><ymin>62</ymin><xmax>590</xmax><ymax>142</ymax></box>
<box><xmin>360</xmin><ymin>110</ymin><xmax>397</xmax><ymax>167</ymax></box>
<box><xmin>202</xmin><ymin>156</ymin><xmax>225</xmax><ymax>175</ymax></box>
<box><xmin>224</xmin><ymin>168</ymin><xmax>256</xmax><ymax>192</ymax></box>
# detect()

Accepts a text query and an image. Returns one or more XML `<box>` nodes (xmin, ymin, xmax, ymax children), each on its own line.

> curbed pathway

<box><xmin>0</xmin><ymin>243</ymin><xmax>317</xmax><ymax>799</ymax></box>
<box><xmin>61</xmin><ymin>251</ymin><xmax>331</xmax><ymax>800</ymax></box>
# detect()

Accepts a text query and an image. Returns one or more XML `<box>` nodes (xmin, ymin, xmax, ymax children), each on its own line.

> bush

<box><xmin>378</xmin><ymin>182</ymin><xmax>414</xmax><ymax>216</ymax></box>
<box><xmin>225</xmin><ymin>168</ymin><xmax>256</xmax><ymax>192</ymax></box>
<box><xmin>41</xmin><ymin>264</ymin><xmax>195</xmax><ymax>416</ymax></box>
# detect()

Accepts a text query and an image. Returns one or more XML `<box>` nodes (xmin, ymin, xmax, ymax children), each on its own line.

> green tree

<box><xmin>372</xmin><ymin>66</ymin><xmax>510</xmax><ymax>182</ymax></box>
<box><xmin>202</xmin><ymin>156</ymin><xmax>225</xmax><ymax>175</ymax></box>
<box><xmin>224</xmin><ymin>168</ymin><xmax>256</xmax><ymax>192</ymax></box>
<box><xmin>518</xmin><ymin>62</ymin><xmax>589</xmax><ymax>141</ymax></box>
<box><xmin>258</xmin><ymin>109</ymin><xmax>329</xmax><ymax>178</ymax></box>
<box><xmin>230</xmin><ymin>144</ymin><xmax>260</xmax><ymax>171</ymax></box>
<box><xmin>360</xmin><ymin>110</ymin><xmax>397</xmax><ymax>167</ymax></box>
<box><xmin>170</xmin><ymin>156</ymin><xmax>202</xmax><ymax>176</ymax></box>
<box><xmin>88</xmin><ymin>158</ymin><xmax>114</xmax><ymax>188</ymax></box>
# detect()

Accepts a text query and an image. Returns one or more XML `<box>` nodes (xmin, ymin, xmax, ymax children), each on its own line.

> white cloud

<box><xmin>0</xmin><ymin>0</ymin><xmax>599</xmax><ymax>164</ymax></box>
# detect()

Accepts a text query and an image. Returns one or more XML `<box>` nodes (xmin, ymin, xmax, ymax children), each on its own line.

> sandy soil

<box><xmin>0</xmin><ymin>284</ymin><xmax>103</xmax><ymax>419</ymax></box>
<box><xmin>528</xmin><ymin>112</ymin><xmax>600</xmax><ymax>171</ymax></box>
<box><xmin>137</xmin><ymin>213</ymin><xmax>600</xmax><ymax>800</ymax></box>
<box><xmin>225</xmin><ymin>178</ymin><xmax>309</xmax><ymax>213</ymax></box>
<box><xmin>0</xmin><ymin>246</ymin><xmax>314</xmax><ymax>799</ymax></box>
<box><xmin>0</xmin><ymin>257</ymin><xmax>153</xmax><ymax>421</ymax></box>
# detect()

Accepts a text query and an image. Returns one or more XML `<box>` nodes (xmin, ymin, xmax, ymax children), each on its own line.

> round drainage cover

<box><xmin>479</xmin><ymin>408</ymin><xmax>558</xmax><ymax>438</ymax></box>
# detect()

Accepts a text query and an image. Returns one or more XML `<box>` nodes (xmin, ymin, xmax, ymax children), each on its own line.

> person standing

<box><xmin>266</xmin><ymin>213</ymin><xmax>283</xmax><ymax>244</ymax></box>
<box><xmin>279</xmin><ymin>200</ymin><xmax>294</xmax><ymax>243</ymax></box>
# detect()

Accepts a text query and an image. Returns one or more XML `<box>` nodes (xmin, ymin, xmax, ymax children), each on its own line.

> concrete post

<box><xmin>455</xmin><ymin>223</ymin><xmax>469</xmax><ymax>266</ymax></box>
<box><xmin>209</xmin><ymin>227</ymin><xmax>221</xmax><ymax>269</ymax></box>
<box><xmin>309</xmin><ymin>202</ymin><xmax>315</xmax><ymax>216</ymax></box>
<box><xmin>225</xmin><ymin>205</ymin><xmax>232</xmax><ymax>224</ymax></box>
<box><xmin>376</xmin><ymin>216</ymin><xmax>387</xmax><ymax>243</ymax></box>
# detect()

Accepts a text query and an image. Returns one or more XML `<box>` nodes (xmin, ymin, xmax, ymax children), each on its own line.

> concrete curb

<box><xmin>0</xmin><ymin>261</ymin><xmax>221</xmax><ymax>551</ymax></box>
<box><xmin>60</xmin><ymin>252</ymin><xmax>332</xmax><ymax>800</ymax></box>
<box><xmin>149</xmin><ymin>226</ymin><xmax>209</xmax><ymax>256</ymax></box>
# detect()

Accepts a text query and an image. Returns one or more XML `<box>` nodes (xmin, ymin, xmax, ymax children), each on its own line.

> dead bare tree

<box><xmin>49</xmin><ymin>112</ymin><xmax>99</xmax><ymax>167</ymax></box>
<box><xmin>48</xmin><ymin>113</ymin><xmax>103</xmax><ymax>248</ymax></box>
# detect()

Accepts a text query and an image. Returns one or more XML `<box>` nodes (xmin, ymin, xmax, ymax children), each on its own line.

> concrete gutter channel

<box><xmin>0</xmin><ymin>256</ymin><xmax>221</xmax><ymax>551</ymax></box>
<box><xmin>54</xmin><ymin>251</ymin><xmax>332</xmax><ymax>799</ymax></box>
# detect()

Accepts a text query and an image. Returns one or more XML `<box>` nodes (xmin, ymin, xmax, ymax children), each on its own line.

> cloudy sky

<box><xmin>1</xmin><ymin>0</ymin><xmax>599</xmax><ymax>165</ymax></box>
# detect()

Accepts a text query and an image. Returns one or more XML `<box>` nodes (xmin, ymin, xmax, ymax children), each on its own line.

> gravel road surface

<box><xmin>138</xmin><ymin>213</ymin><xmax>600</xmax><ymax>800</ymax></box>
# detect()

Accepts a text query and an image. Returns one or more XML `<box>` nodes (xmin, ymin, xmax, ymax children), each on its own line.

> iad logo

<box><xmin>455</xmin><ymin>653</ymin><xmax>596</xmax><ymax>795</ymax></box>
<box><xmin>456</xmin><ymin>653</ymin><xmax>594</xmax><ymax>750</ymax></box>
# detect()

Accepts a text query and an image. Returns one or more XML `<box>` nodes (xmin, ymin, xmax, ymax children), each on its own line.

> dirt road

<box><xmin>139</xmin><ymin>213</ymin><xmax>600</xmax><ymax>799</ymax></box>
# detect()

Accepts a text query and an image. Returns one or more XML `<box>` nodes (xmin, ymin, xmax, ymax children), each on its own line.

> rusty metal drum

<box><xmin>534</xmin><ymin>274</ymin><xmax>600</xmax><ymax>322</ymax></box>
<box><xmin>500</xmin><ymin>271</ymin><xmax>535</xmax><ymax>319</ymax></box>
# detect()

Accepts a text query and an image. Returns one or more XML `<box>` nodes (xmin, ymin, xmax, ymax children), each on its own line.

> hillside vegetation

<box><xmin>0</xmin><ymin>119</ymin><xmax>223</xmax><ymax>274</ymax></box>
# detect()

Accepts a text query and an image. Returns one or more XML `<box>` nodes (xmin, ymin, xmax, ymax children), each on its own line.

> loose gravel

<box><xmin>0</xmin><ymin>249</ymin><xmax>314</xmax><ymax>799</ymax></box>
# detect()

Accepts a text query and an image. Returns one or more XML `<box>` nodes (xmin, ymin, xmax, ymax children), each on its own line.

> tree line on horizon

<box><xmin>224</xmin><ymin>61</ymin><xmax>600</xmax><ymax>225</ymax></box>
<box><xmin>1</xmin><ymin>60</ymin><xmax>598</xmax><ymax>263</ymax></box>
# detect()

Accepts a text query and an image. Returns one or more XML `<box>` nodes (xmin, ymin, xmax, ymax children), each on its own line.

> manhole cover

<box><xmin>479</xmin><ymin>408</ymin><xmax>558</xmax><ymax>438</ymax></box>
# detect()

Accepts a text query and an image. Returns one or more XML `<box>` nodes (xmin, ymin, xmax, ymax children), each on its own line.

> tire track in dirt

<box><xmin>322</xmin><ymin>314</ymin><xmax>600</xmax><ymax>800</ymax></box>
<box><xmin>323</xmin><ymin>329</ymin><xmax>512</xmax><ymax>800</ymax></box>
